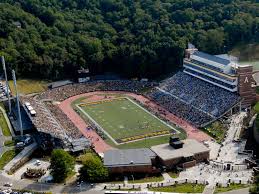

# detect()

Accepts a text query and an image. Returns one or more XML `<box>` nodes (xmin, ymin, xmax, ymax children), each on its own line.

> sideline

<box><xmin>76</xmin><ymin>104</ymin><xmax>118</xmax><ymax>145</ymax></box>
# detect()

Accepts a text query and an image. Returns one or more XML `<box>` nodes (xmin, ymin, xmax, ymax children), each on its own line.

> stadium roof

<box><xmin>151</xmin><ymin>139</ymin><xmax>210</xmax><ymax>161</ymax></box>
<box><xmin>193</xmin><ymin>51</ymin><xmax>230</xmax><ymax>66</ymax></box>
<box><xmin>48</xmin><ymin>80</ymin><xmax>73</xmax><ymax>89</ymax></box>
<box><xmin>104</xmin><ymin>148</ymin><xmax>156</xmax><ymax>167</ymax></box>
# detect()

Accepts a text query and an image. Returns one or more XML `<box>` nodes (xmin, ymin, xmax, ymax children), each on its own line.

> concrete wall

<box><xmin>159</xmin><ymin>151</ymin><xmax>209</xmax><ymax>170</ymax></box>
<box><xmin>108</xmin><ymin>165</ymin><xmax>156</xmax><ymax>174</ymax></box>
<box><xmin>4</xmin><ymin>142</ymin><xmax>38</xmax><ymax>174</ymax></box>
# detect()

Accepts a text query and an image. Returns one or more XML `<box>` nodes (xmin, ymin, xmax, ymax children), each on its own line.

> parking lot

<box><xmin>8</xmin><ymin>159</ymin><xmax>50</xmax><ymax>181</ymax></box>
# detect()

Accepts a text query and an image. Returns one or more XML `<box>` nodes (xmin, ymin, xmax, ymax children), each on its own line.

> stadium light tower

<box><xmin>12</xmin><ymin>70</ymin><xmax>23</xmax><ymax>137</ymax></box>
<box><xmin>1</xmin><ymin>56</ymin><xmax>12</xmax><ymax>114</ymax></box>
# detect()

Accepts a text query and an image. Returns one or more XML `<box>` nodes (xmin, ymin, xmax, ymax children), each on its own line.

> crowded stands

<box><xmin>45</xmin><ymin>102</ymin><xmax>84</xmax><ymax>139</ymax></box>
<box><xmin>21</xmin><ymin>97</ymin><xmax>67</xmax><ymax>141</ymax></box>
<box><xmin>19</xmin><ymin>77</ymin><xmax>241</xmax><ymax>149</ymax></box>
<box><xmin>21</xmin><ymin>97</ymin><xmax>89</xmax><ymax>152</ymax></box>
<box><xmin>38</xmin><ymin>80</ymin><xmax>156</xmax><ymax>101</ymax></box>
<box><xmin>148</xmin><ymin>72</ymin><xmax>241</xmax><ymax>127</ymax></box>
<box><xmin>19</xmin><ymin>80</ymin><xmax>155</xmax><ymax>151</ymax></box>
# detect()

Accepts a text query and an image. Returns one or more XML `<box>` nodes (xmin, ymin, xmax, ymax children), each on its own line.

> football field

<box><xmin>76</xmin><ymin>97</ymin><xmax>178</xmax><ymax>144</ymax></box>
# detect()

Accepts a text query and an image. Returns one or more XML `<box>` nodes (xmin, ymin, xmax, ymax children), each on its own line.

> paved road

<box><xmin>221</xmin><ymin>188</ymin><xmax>249</xmax><ymax>194</ymax></box>
<box><xmin>0</xmin><ymin>173</ymin><xmax>104</xmax><ymax>194</ymax></box>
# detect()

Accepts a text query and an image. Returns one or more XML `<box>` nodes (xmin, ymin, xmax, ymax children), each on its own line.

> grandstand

<box><xmin>148</xmin><ymin>72</ymin><xmax>241</xmax><ymax>127</ymax></box>
<box><xmin>18</xmin><ymin>81</ymin><xmax>155</xmax><ymax>151</ymax></box>
<box><xmin>21</xmin><ymin>97</ymin><xmax>90</xmax><ymax>152</ymax></box>
<box><xmin>184</xmin><ymin>45</ymin><xmax>256</xmax><ymax>107</ymax></box>
<box><xmin>16</xmin><ymin>65</ymin><xmax>256</xmax><ymax>150</ymax></box>
<box><xmin>184</xmin><ymin>50</ymin><xmax>238</xmax><ymax>92</ymax></box>
<box><xmin>148</xmin><ymin>45</ymin><xmax>256</xmax><ymax>127</ymax></box>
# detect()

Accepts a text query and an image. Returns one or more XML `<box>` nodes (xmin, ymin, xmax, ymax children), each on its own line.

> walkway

<box><xmin>203</xmin><ymin>185</ymin><xmax>215</xmax><ymax>194</ymax></box>
<box><xmin>179</xmin><ymin>113</ymin><xmax>253</xmax><ymax>187</ymax></box>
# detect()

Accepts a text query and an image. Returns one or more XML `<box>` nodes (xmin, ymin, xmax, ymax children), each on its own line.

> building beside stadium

<box><xmin>184</xmin><ymin>45</ymin><xmax>256</xmax><ymax>108</ymax></box>
<box><xmin>103</xmin><ymin>148</ymin><xmax>158</xmax><ymax>174</ymax></box>
<box><xmin>103</xmin><ymin>139</ymin><xmax>209</xmax><ymax>173</ymax></box>
<box><xmin>149</xmin><ymin>45</ymin><xmax>257</xmax><ymax>127</ymax></box>
<box><xmin>151</xmin><ymin>139</ymin><xmax>210</xmax><ymax>169</ymax></box>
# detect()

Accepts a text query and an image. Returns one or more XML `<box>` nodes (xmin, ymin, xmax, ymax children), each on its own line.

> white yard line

<box><xmin>126</xmin><ymin>97</ymin><xmax>180</xmax><ymax>134</ymax></box>
<box><xmin>76</xmin><ymin>104</ymin><xmax>119</xmax><ymax>145</ymax></box>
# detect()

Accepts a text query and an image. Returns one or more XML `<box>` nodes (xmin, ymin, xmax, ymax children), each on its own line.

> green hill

<box><xmin>0</xmin><ymin>0</ymin><xmax>259</xmax><ymax>79</ymax></box>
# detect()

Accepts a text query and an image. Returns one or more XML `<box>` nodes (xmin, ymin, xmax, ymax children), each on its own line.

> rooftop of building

<box><xmin>48</xmin><ymin>80</ymin><xmax>73</xmax><ymax>89</ymax></box>
<box><xmin>104</xmin><ymin>148</ymin><xmax>156</xmax><ymax>167</ymax></box>
<box><xmin>193</xmin><ymin>51</ymin><xmax>231</xmax><ymax>66</ymax></box>
<box><xmin>151</xmin><ymin>139</ymin><xmax>210</xmax><ymax>161</ymax></box>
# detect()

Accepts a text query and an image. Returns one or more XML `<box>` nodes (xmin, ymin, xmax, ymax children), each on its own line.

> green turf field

<box><xmin>77</xmin><ymin>97</ymin><xmax>178</xmax><ymax>144</ymax></box>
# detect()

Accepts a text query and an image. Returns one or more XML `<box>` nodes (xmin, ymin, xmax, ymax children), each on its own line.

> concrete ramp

<box><xmin>4</xmin><ymin>142</ymin><xmax>38</xmax><ymax>174</ymax></box>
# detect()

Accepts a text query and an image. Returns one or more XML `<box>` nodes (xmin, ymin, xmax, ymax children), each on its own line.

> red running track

<box><xmin>58</xmin><ymin>91</ymin><xmax>212</xmax><ymax>153</ymax></box>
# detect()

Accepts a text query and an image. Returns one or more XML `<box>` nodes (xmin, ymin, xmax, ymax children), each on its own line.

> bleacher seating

<box><xmin>148</xmin><ymin>72</ymin><xmax>241</xmax><ymax>127</ymax></box>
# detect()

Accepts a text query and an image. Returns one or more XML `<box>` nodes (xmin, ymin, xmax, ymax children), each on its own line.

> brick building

<box><xmin>103</xmin><ymin>148</ymin><xmax>157</xmax><ymax>174</ymax></box>
<box><xmin>151</xmin><ymin>139</ymin><xmax>210</xmax><ymax>169</ymax></box>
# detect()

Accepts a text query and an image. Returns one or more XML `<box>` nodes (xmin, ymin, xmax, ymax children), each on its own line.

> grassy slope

<box><xmin>0</xmin><ymin>149</ymin><xmax>17</xmax><ymax>169</ymax></box>
<box><xmin>9</xmin><ymin>79</ymin><xmax>48</xmax><ymax>94</ymax></box>
<box><xmin>0</xmin><ymin>112</ymin><xmax>11</xmax><ymax>136</ymax></box>
<box><xmin>167</xmin><ymin>172</ymin><xmax>179</xmax><ymax>178</ymax></box>
<box><xmin>4</xmin><ymin>140</ymin><xmax>15</xmax><ymax>147</ymax></box>
<box><xmin>128</xmin><ymin>175</ymin><xmax>164</xmax><ymax>183</ymax></box>
<box><xmin>214</xmin><ymin>184</ymin><xmax>250</xmax><ymax>193</ymax></box>
<box><xmin>254</xmin><ymin>102</ymin><xmax>259</xmax><ymax>113</ymax></box>
<box><xmin>202</xmin><ymin>121</ymin><xmax>226</xmax><ymax>143</ymax></box>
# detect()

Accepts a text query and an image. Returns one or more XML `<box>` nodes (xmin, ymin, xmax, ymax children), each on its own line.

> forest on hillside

<box><xmin>0</xmin><ymin>0</ymin><xmax>259</xmax><ymax>80</ymax></box>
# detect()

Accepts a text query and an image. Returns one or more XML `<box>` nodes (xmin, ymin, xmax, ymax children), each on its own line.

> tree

<box><xmin>79</xmin><ymin>156</ymin><xmax>108</xmax><ymax>182</ymax></box>
<box><xmin>250</xmin><ymin>175</ymin><xmax>259</xmax><ymax>194</ymax></box>
<box><xmin>50</xmin><ymin>149</ymin><xmax>75</xmax><ymax>183</ymax></box>
<box><xmin>0</xmin><ymin>1</ymin><xmax>258</xmax><ymax>79</ymax></box>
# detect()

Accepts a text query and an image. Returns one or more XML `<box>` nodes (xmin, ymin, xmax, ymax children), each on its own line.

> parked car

<box><xmin>35</xmin><ymin>160</ymin><xmax>41</xmax><ymax>166</ymax></box>
<box><xmin>15</xmin><ymin>142</ymin><xmax>25</xmax><ymax>149</ymax></box>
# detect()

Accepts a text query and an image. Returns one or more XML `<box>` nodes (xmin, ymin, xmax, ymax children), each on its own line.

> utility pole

<box><xmin>1</xmin><ymin>56</ymin><xmax>11</xmax><ymax>114</ymax></box>
<box><xmin>12</xmin><ymin>70</ymin><xmax>23</xmax><ymax>137</ymax></box>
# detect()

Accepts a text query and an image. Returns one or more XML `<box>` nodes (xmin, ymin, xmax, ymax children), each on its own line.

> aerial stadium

<box><xmin>0</xmin><ymin>45</ymin><xmax>256</xmax><ymax>192</ymax></box>
<box><xmin>11</xmin><ymin>45</ymin><xmax>256</xmax><ymax>154</ymax></box>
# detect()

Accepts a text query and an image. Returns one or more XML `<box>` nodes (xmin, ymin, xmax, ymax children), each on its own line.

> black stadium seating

<box><xmin>148</xmin><ymin>72</ymin><xmax>241</xmax><ymax>127</ymax></box>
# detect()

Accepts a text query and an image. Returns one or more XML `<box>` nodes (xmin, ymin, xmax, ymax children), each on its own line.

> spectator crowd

<box><xmin>38</xmin><ymin>80</ymin><xmax>156</xmax><ymax>101</ymax></box>
<box><xmin>148</xmin><ymin>72</ymin><xmax>240</xmax><ymax>127</ymax></box>
<box><xmin>45</xmin><ymin>102</ymin><xmax>84</xmax><ymax>139</ymax></box>
<box><xmin>20</xmin><ymin>76</ymin><xmax>241</xmax><ymax>148</ymax></box>
<box><xmin>21</xmin><ymin>97</ymin><xmax>68</xmax><ymax>141</ymax></box>
<box><xmin>20</xmin><ymin>80</ymin><xmax>155</xmax><ymax>151</ymax></box>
